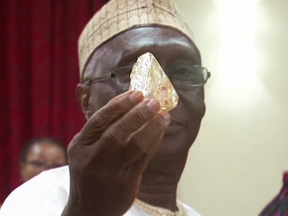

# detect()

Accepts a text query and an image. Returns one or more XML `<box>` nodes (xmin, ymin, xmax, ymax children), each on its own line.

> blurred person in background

<box><xmin>19</xmin><ymin>137</ymin><xmax>67</xmax><ymax>183</ymax></box>
<box><xmin>259</xmin><ymin>171</ymin><xmax>288</xmax><ymax>216</ymax></box>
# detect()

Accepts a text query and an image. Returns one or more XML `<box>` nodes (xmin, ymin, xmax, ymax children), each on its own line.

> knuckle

<box><xmin>128</xmin><ymin>110</ymin><xmax>147</xmax><ymax>128</ymax></box>
<box><xmin>108</xmin><ymin>98</ymin><xmax>130</xmax><ymax>115</ymax></box>
<box><xmin>150</xmin><ymin>116</ymin><xmax>167</xmax><ymax>132</ymax></box>
<box><xmin>89</xmin><ymin>112</ymin><xmax>108</xmax><ymax>132</ymax></box>
<box><xmin>126</xmin><ymin>104</ymin><xmax>156</xmax><ymax>128</ymax></box>
<box><xmin>127</xmin><ymin>137</ymin><xmax>147</xmax><ymax>155</ymax></box>
<box><xmin>103</xmin><ymin>126</ymin><xmax>126</xmax><ymax>145</ymax></box>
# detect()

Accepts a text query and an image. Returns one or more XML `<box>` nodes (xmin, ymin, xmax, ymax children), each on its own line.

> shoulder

<box><xmin>0</xmin><ymin>166</ymin><xmax>70</xmax><ymax>216</ymax></box>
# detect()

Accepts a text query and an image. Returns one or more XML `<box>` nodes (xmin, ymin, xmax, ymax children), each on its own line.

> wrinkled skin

<box><xmin>62</xmin><ymin>27</ymin><xmax>205</xmax><ymax>216</ymax></box>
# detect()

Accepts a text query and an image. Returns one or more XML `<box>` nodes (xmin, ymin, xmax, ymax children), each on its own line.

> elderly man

<box><xmin>0</xmin><ymin>0</ymin><xmax>210</xmax><ymax>215</ymax></box>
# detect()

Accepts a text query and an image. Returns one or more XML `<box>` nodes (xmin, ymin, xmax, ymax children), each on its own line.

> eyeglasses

<box><xmin>23</xmin><ymin>160</ymin><xmax>65</xmax><ymax>169</ymax></box>
<box><xmin>84</xmin><ymin>65</ymin><xmax>211</xmax><ymax>89</ymax></box>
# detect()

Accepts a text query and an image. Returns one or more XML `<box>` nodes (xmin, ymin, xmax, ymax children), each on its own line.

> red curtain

<box><xmin>0</xmin><ymin>0</ymin><xmax>108</xmax><ymax>203</ymax></box>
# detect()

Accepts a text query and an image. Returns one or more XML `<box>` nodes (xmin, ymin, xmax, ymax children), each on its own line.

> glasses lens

<box><xmin>26</xmin><ymin>161</ymin><xmax>45</xmax><ymax>168</ymax></box>
<box><xmin>114</xmin><ymin>67</ymin><xmax>132</xmax><ymax>88</ymax></box>
<box><xmin>170</xmin><ymin>66</ymin><xmax>208</xmax><ymax>88</ymax></box>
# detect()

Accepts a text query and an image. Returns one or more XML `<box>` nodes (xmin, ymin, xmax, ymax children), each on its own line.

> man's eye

<box><xmin>115</xmin><ymin>67</ymin><xmax>132</xmax><ymax>87</ymax></box>
<box><xmin>118</xmin><ymin>68</ymin><xmax>131</xmax><ymax>79</ymax></box>
<box><xmin>172</xmin><ymin>66</ymin><xmax>194</xmax><ymax>79</ymax></box>
<box><xmin>30</xmin><ymin>161</ymin><xmax>45</xmax><ymax>167</ymax></box>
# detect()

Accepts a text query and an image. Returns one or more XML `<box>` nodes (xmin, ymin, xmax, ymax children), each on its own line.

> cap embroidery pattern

<box><xmin>78</xmin><ymin>0</ymin><xmax>194</xmax><ymax>80</ymax></box>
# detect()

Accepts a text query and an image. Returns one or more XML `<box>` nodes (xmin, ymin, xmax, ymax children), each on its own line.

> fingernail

<box><xmin>129</xmin><ymin>91</ymin><xmax>143</xmax><ymax>103</ymax></box>
<box><xmin>146</xmin><ymin>99</ymin><xmax>160</xmax><ymax>112</ymax></box>
<box><xmin>160</xmin><ymin>112</ymin><xmax>171</xmax><ymax>121</ymax></box>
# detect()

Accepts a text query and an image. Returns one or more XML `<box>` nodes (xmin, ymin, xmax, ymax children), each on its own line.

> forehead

<box><xmin>28</xmin><ymin>142</ymin><xmax>63</xmax><ymax>155</ymax></box>
<box><xmin>83</xmin><ymin>27</ymin><xmax>200</xmax><ymax>79</ymax></box>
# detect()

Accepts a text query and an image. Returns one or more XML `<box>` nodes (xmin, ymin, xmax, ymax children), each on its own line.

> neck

<box><xmin>137</xmin><ymin>182</ymin><xmax>178</xmax><ymax>211</ymax></box>
<box><xmin>137</xmin><ymin>154</ymin><xmax>188</xmax><ymax>212</ymax></box>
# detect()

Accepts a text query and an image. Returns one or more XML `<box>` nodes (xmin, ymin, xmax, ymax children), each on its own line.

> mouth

<box><xmin>164</xmin><ymin>120</ymin><xmax>184</xmax><ymax>134</ymax></box>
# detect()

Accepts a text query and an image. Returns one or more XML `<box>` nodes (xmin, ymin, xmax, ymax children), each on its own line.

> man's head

<box><xmin>77</xmin><ymin>0</ymin><xmax>195</xmax><ymax>81</ymax></box>
<box><xmin>76</xmin><ymin>0</ymin><xmax>208</xmax><ymax>182</ymax></box>
<box><xmin>19</xmin><ymin>137</ymin><xmax>67</xmax><ymax>183</ymax></box>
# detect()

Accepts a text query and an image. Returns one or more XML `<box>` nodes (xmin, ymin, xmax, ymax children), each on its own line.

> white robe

<box><xmin>0</xmin><ymin>166</ymin><xmax>202</xmax><ymax>216</ymax></box>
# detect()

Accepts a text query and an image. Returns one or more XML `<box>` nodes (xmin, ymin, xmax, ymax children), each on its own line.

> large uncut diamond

<box><xmin>129</xmin><ymin>52</ymin><xmax>179</xmax><ymax>113</ymax></box>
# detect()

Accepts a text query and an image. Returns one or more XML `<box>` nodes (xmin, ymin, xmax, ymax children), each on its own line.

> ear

<box><xmin>76</xmin><ymin>84</ymin><xmax>92</xmax><ymax>120</ymax></box>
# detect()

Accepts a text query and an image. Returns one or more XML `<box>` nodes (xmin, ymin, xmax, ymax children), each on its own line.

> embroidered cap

<box><xmin>78</xmin><ymin>0</ymin><xmax>194</xmax><ymax>80</ymax></box>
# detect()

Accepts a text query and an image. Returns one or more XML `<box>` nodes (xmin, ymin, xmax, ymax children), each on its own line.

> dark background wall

<box><xmin>0</xmin><ymin>0</ymin><xmax>108</xmax><ymax>203</ymax></box>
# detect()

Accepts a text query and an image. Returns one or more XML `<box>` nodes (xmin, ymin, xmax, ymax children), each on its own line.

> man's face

<box><xmin>82</xmin><ymin>26</ymin><xmax>206</xmax><ymax>161</ymax></box>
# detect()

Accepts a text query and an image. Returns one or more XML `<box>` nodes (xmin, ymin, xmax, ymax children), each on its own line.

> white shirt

<box><xmin>0</xmin><ymin>166</ymin><xmax>201</xmax><ymax>216</ymax></box>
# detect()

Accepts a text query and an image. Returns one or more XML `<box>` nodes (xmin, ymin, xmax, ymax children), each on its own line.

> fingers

<box><xmin>99</xmin><ymin>99</ymin><xmax>162</xmax><ymax>153</ymax></box>
<box><xmin>72</xmin><ymin>89</ymin><xmax>170</xmax><ymax>168</ymax></box>
<box><xmin>119</xmin><ymin>112</ymin><xmax>170</xmax><ymax>167</ymax></box>
<box><xmin>78</xmin><ymin>91</ymin><xmax>144</xmax><ymax>145</ymax></box>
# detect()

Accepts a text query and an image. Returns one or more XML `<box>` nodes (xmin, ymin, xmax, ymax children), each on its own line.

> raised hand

<box><xmin>62</xmin><ymin>91</ymin><xmax>170</xmax><ymax>216</ymax></box>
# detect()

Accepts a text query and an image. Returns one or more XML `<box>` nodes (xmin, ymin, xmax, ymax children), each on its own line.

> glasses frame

<box><xmin>22</xmin><ymin>160</ymin><xmax>65</xmax><ymax>169</ymax></box>
<box><xmin>83</xmin><ymin>66</ymin><xmax>211</xmax><ymax>89</ymax></box>
<box><xmin>167</xmin><ymin>65</ymin><xmax>211</xmax><ymax>89</ymax></box>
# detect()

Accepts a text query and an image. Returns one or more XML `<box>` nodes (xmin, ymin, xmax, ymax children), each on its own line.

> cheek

<box><xmin>56</xmin><ymin>155</ymin><xmax>68</xmax><ymax>165</ymax></box>
<box><xmin>179</xmin><ymin>89</ymin><xmax>206</xmax><ymax>145</ymax></box>
<box><xmin>89</xmin><ymin>83</ymin><xmax>123</xmax><ymax>112</ymax></box>
<box><xmin>180</xmin><ymin>88</ymin><xmax>206</xmax><ymax>121</ymax></box>
<box><xmin>189</xmin><ymin>98</ymin><xmax>206</xmax><ymax>121</ymax></box>
<box><xmin>21</xmin><ymin>166</ymin><xmax>43</xmax><ymax>181</ymax></box>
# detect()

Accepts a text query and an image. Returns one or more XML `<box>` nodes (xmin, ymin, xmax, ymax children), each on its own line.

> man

<box><xmin>0</xmin><ymin>0</ymin><xmax>210</xmax><ymax>215</ymax></box>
